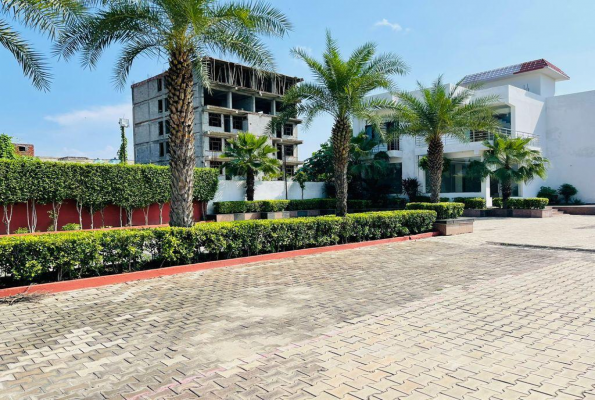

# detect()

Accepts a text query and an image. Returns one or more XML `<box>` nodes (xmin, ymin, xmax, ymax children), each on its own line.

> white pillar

<box><xmin>483</xmin><ymin>175</ymin><xmax>492</xmax><ymax>207</ymax></box>
<box><xmin>271</xmin><ymin>100</ymin><xmax>277</xmax><ymax>115</ymax></box>
<box><xmin>227</xmin><ymin>92</ymin><xmax>232</xmax><ymax>109</ymax></box>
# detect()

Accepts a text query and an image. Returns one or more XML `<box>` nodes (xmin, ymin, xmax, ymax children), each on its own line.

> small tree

<box><xmin>469</xmin><ymin>134</ymin><xmax>549</xmax><ymax>209</ymax></box>
<box><xmin>222</xmin><ymin>132</ymin><xmax>280</xmax><ymax>201</ymax></box>
<box><xmin>558</xmin><ymin>184</ymin><xmax>578</xmax><ymax>204</ymax></box>
<box><xmin>0</xmin><ymin>134</ymin><xmax>17</xmax><ymax>159</ymax></box>
<box><xmin>117</xmin><ymin>125</ymin><xmax>128</xmax><ymax>164</ymax></box>
<box><xmin>293</xmin><ymin>169</ymin><xmax>308</xmax><ymax>199</ymax></box>
<box><xmin>0</xmin><ymin>160</ymin><xmax>26</xmax><ymax>233</ymax></box>
<box><xmin>402</xmin><ymin>178</ymin><xmax>420</xmax><ymax>202</ymax></box>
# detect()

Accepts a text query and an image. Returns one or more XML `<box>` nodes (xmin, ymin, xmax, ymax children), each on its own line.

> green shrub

<box><xmin>0</xmin><ymin>210</ymin><xmax>436</xmax><ymax>285</ymax></box>
<box><xmin>405</xmin><ymin>202</ymin><xmax>464</xmax><ymax>219</ymax></box>
<box><xmin>558</xmin><ymin>183</ymin><xmax>578</xmax><ymax>204</ymax></box>
<box><xmin>536</xmin><ymin>186</ymin><xmax>558</xmax><ymax>204</ymax></box>
<box><xmin>453</xmin><ymin>197</ymin><xmax>486</xmax><ymax>209</ymax></box>
<box><xmin>213</xmin><ymin>199</ymin><xmax>373</xmax><ymax>214</ymax></box>
<box><xmin>14</xmin><ymin>227</ymin><xmax>29</xmax><ymax>234</ymax></box>
<box><xmin>491</xmin><ymin>197</ymin><xmax>548</xmax><ymax>209</ymax></box>
<box><xmin>414</xmin><ymin>195</ymin><xmax>450</xmax><ymax>203</ymax></box>
<box><xmin>61</xmin><ymin>223</ymin><xmax>81</xmax><ymax>231</ymax></box>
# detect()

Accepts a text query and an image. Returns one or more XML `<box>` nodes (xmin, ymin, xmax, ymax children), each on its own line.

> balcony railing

<box><xmin>415</xmin><ymin>127</ymin><xmax>539</xmax><ymax>148</ymax></box>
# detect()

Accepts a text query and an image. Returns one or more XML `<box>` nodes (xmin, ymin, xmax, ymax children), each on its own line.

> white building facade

<box><xmin>131</xmin><ymin>57</ymin><xmax>304</xmax><ymax>178</ymax></box>
<box><xmin>354</xmin><ymin>59</ymin><xmax>595</xmax><ymax>204</ymax></box>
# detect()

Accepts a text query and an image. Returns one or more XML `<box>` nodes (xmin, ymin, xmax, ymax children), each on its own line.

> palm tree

<box><xmin>1</xmin><ymin>0</ymin><xmax>84</xmax><ymax>90</ymax></box>
<box><xmin>282</xmin><ymin>31</ymin><xmax>407</xmax><ymax>216</ymax></box>
<box><xmin>222</xmin><ymin>132</ymin><xmax>280</xmax><ymax>201</ymax></box>
<box><xmin>390</xmin><ymin>76</ymin><xmax>499</xmax><ymax>202</ymax></box>
<box><xmin>469</xmin><ymin>134</ymin><xmax>549</xmax><ymax>209</ymax></box>
<box><xmin>56</xmin><ymin>0</ymin><xmax>290</xmax><ymax>227</ymax></box>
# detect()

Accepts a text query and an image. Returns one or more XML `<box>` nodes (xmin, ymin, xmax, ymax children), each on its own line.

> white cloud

<box><xmin>374</xmin><ymin>18</ymin><xmax>406</xmax><ymax>32</ymax></box>
<box><xmin>45</xmin><ymin>103</ymin><xmax>131</xmax><ymax>126</ymax></box>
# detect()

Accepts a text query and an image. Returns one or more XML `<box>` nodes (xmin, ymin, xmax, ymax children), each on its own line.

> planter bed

<box><xmin>463</xmin><ymin>209</ymin><xmax>488</xmax><ymax>218</ymax></box>
<box><xmin>433</xmin><ymin>218</ymin><xmax>474</xmax><ymax>236</ymax></box>
<box><xmin>0</xmin><ymin>210</ymin><xmax>437</xmax><ymax>289</ymax></box>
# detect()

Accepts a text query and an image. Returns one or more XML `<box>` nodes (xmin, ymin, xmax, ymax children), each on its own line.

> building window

<box><xmin>388</xmin><ymin>138</ymin><xmax>399</xmax><ymax>151</ymax></box>
<box><xmin>232</xmin><ymin>116</ymin><xmax>245</xmax><ymax>130</ymax></box>
<box><xmin>164</xmin><ymin>98</ymin><xmax>169</xmax><ymax>111</ymax></box>
<box><xmin>275</xmin><ymin>126</ymin><xmax>282</xmax><ymax>138</ymax></box>
<box><xmin>165</xmin><ymin>119</ymin><xmax>171</xmax><ymax>135</ymax></box>
<box><xmin>158</xmin><ymin>121</ymin><xmax>164</xmax><ymax>136</ymax></box>
<box><xmin>209</xmin><ymin>137</ymin><xmax>223</xmax><ymax>151</ymax></box>
<box><xmin>209</xmin><ymin>113</ymin><xmax>222</xmax><ymax>127</ymax></box>
<box><xmin>276</xmin><ymin>144</ymin><xmax>283</xmax><ymax>160</ymax></box>
<box><xmin>159</xmin><ymin>142</ymin><xmax>165</xmax><ymax>157</ymax></box>
<box><xmin>427</xmin><ymin>160</ymin><xmax>481</xmax><ymax>193</ymax></box>
<box><xmin>18</xmin><ymin>146</ymin><xmax>26</xmax><ymax>152</ymax></box>
<box><xmin>285</xmin><ymin>166</ymin><xmax>295</xmax><ymax>176</ymax></box>
<box><xmin>284</xmin><ymin>124</ymin><xmax>293</xmax><ymax>136</ymax></box>
<box><xmin>166</xmin><ymin>142</ymin><xmax>170</xmax><ymax>155</ymax></box>
<box><xmin>210</xmin><ymin>161</ymin><xmax>224</xmax><ymax>172</ymax></box>
<box><xmin>158</xmin><ymin>99</ymin><xmax>163</xmax><ymax>113</ymax></box>
<box><xmin>284</xmin><ymin>145</ymin><xmax>294</xmax><ymax>157</ymax></box>
<box><xmin>157</xmin><ymin>78</ymin><xmax>162</xmax><ymax>92</ymax></box>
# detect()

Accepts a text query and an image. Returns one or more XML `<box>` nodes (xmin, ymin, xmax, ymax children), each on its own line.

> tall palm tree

<box><xmin>56</xmin><ymin>0</ymin><xmax>290</xmax><ymax>227</ymax></box>
<box><xmin>1</xmin><ymin>0</ymin><xmax>84</xmax><ymax>90</ymax></box>
<box><xmin>469</xmin><ymin>134</ymin><xmax>549</xmax><ymax>209</ymax></box>
<box><xmin>222</xmin><ymin>132</ymin><xmax>280</xmax><ymax>201</ymax></box>
<box><xmin>282</xmin><ymin>31</ymin><xmax>407</xmax><ymax>216</ymax></box>
<box><xmin>390</xmin><ymin>76</ymin><xmax>499</xmax><ymax>202</ymax></box>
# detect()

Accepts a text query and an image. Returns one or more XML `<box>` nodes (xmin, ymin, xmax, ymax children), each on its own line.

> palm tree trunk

<box><xmin>501</xmin><ymin>180</ymin><xmax>512</xmax><ymax>209</ymax></box>
<box><xmin>331</xmin><ymin>116</ymin><xmax>351</xmax><ymax>216</ymax></box>
<box><xmin>427</xmin><ymin>136</ymin><xmax>444</xmax><ymax>203</ymax></box>
<box><xmin>246</xmin><ymin>170</ymin><xmax>255</xmax><ymax>201</ymax></box>
<box><xmin>167</xmin><ymin>49</ymin><xmax>196</xmax><ymax>227</ymax></box>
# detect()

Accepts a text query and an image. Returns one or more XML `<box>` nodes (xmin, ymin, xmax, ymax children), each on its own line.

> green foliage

<box><xmin>14</xmin><ymin>227</ymin><xmax>29</xmax><ymax>234</ymax></box>
<box><xmin>214</xmin><ymin>199</ymin><xmax>374</xmax><ymax>214</ymax></box>
<box><xmin>453</xmin><ymin>197</ymin><xmax>486</xmax><ymax>209</ymax></box>
<box><xmin>62</xmin><ymin>223</ymin><xmax>81</xmax><ymax>231</ymax></box>
<box><xmin>405</xmin><ymin>202</ymin><xmax>464</xmax><ymax>219</ymax></box>
<box><xmin>0</xmin><ymin>159</ymin><xmax>219</xmax><ymax>209</ymax></box>
<box><xmin>418</xmin><ymin>156</ymin><xmax>451</xmax><ymax>173</ymax></box>
<box><xmin>117</xmin><ymin>126</ymin><xmax>128</xmax><ymax>163</ymax></box>
<box><xmin>0</xmin><ymin>134</ymin><xmax>17</xmax><ymax>160</ymax></box>
<box><xmin>0</xmin><ymin>210</ymin><xmax>436</xmax><ymax>285</ymax></box>
<box><xmin>537</xmin><ymin>186</ymin><xmax>558</xmax><ymax>204</ymax></box>
<box><xmin>401</xmin><ymin>178</ymin><xmax>420</xmax><ymax>201</ymax></box>
<box><xmin>492</xmin><ymin>198</ymin><xmax>549</xmax><ymax>209</ymax></box>
<box><xmin>414</xmin><ymin>196</ymin><xmax>450</xmax><ymax>203</ymax></box>
<box><xmin>558</xmin><ymin>184</ymin><xmax>578</xmax><ymax>204</ymax></box>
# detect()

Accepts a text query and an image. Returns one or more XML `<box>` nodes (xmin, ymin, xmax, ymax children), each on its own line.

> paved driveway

<box><xmin>1</xmin><ymin>216</ymin><xmax>595</xmax><ymax>399</ymax></box>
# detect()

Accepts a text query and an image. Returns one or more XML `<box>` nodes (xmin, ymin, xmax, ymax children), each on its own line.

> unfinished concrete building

<box><xmin>131</xmin><ymin>57</ymin><xmax>304</xmax><ymax>178</ymax></box>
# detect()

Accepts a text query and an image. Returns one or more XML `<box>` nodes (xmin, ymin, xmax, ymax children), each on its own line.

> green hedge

<box><xmin>453</xmin><ymin>197</ymin><xmax>486</xmax><ymax>209</ymax></box>
<box><xmin>0</xmin><ymin>210</ymin><xmax>436</xmax><ymax>285</ymax></box>
<box><xmin>405</xmin><ymin>202</ymin><xmax>464</xmax><ymax>219</ymax></box>
<box><xmin>213</xmin><ymin>198</ymin><xmax>373</xmax><ymax>214</ymax></box>
<box><xmin>414</xmin><ymin>196</ymin><xmax>451</xmax><ymax>203</ymax></box>
<box><xmin>492</xmin><ymin>198</ymin><xmax>549</xmax><ymax>209</ymax></box>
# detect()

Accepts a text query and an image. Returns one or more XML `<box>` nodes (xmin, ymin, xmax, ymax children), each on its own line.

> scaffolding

<box><xmin>204</xmin><ymin>57</ymin><xmax>302</xmax><ymax>96</ymax></box>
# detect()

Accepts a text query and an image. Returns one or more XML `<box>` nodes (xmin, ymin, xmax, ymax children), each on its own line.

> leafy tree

<box><xmin>1</xmin><ymin>0</ymin><xmax>84</xmax><ymax>90</ymax></box>
<box><xmin>537</xmin><ymin>186</ymin><xmax>558</xmax><ymax>204</ymax></box>
<box><xmin>390</xmin><ymin>76</ymin><xmax>499</xmax><ymax>202</ymax></box>
<box><xmin>0</xmin><ymin>134</ymin><xmax>17</xmax><ymax>159</ymax></box>
<box><xmin>558</xmin><ymin>183</ymin><xmax>578</xmax><ymax>204</ymax></box>
<box><xmin>418</xmin><ymin>155</ymin><xmax>451</xmax><ymax>174</ymax></box>
<box><xmin>293</xmin><ymin>169</ymin><xmax>308</xmax><ymax>200</ymax></box>
<box><xmin>468</xmin><ymin>134</ymin><xmax>549</xmax><ymax>209</ymax></box>
<box><xmin>117</xmin><ymin>125</ymin><xmax>128</xmax><ymax>164</ymax></box>
<box><xmin>300</xmin><ymin>141</ymin><xmax>334</xmax><ymax>184</ymax></box>
<box><xmin>222</xmin><ymin>132</ymin><xmax>280</xmax><ymax>201</ymax></box>
<box><xmin>282</xmin><ymin>31</ymin><xmax>407</xmax><ymax>216</ymax></box>
<box><xmin>0</xmin><ymin>159</ymin><xmax>26</xmax><ymax>233</ymax></box>
<box><xmin>57</xmin><ymin>0</ymin><xmax>290</xmax><ymax>227</ymax></box>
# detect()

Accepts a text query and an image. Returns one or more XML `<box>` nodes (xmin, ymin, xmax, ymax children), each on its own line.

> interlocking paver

<box><xmin>1</xmin><ymin>216</ymin><xmax>595</xmax><ymax>399</ymax></box>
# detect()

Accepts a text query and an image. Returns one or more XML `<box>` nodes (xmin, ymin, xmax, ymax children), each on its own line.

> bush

<box><xmin>61</xmin><ymin>223</ymin><xmax>81</xmax><ymax>231</ymax></box>
<box><xmin>14</xmin><ymin>227</ymin><xmax>29</xmax><ymax>234</ymax></box>
<box><xmin>453</xmin><ymin>197</ymin><xmax>486</xmax><ymax>209</ymax></box>
<box><xmin>401</xmin><ymin>178</ymin><xmax>420</xmax><ymax>201</ymax></box>
<box><xmin>491</xmin><ymin>198</ymin><xmax>549</xmax><ymax>209</ymax></box>
<box><xmin>537</xmin><ymin>186</ymin><xmax>558</xmax><ymax>204</ymax></box>
<box><xmin>405</xmin><ymin>202</ymin><xmax>464</xmax><ymax>219</ymax></box>
<box><xmin>0</xmin><ymin>210</ymin><xmax>436</xmax><ymax>285</ymax></box>
<box><xmin>558</xmin><ymin>184</ymin><xmax>578</xmax><ymax>204</ymax></box>
<box><xmin>213</xmin><ymin>199</ymin><xmax>373</xmax><ymax>214</ymax></box>
<box><xmin>414</xmin><ymin>196</ymin><xmax>450</xmax><ymax>203</ymax></box>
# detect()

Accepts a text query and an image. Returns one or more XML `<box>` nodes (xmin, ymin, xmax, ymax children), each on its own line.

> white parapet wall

<box><xmin>208</xmin><ymin>181</ymin><xmax>327</xmax><ymax>214</ymax></box>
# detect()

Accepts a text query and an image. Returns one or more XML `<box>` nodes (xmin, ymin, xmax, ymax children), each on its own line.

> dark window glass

<box><xmin>157</xmin><ymin>79</ymin><xmax>162</xmax><ymax>92</ymax></box>
<box><xmin>158</xmin><ymin>99</ymin><xmax>163</xmax><ymax>113</ymax></box>
<box><xmin>388</xmin><ymin>138</ymin><xmax>399</xmax><ymax>151</ymax></box>
<box><xmin>209</xmin><ymin>113</ymin><xmax>222</xmax><ymax>127</ymax></box>
<box><xmin>209</xmin><ymin>138</ymin><xmax>223</xmax><ymax>151</ymax></box>
<box><xmin>158</xmin><ymin>121</ymin><xmax>164</xmax><ymax>136</ymax></box>
<box><xmin>159</xmin><ymin>142</ymin><xmax>165</xmax><ymax>157</ymax></box>
<box><xmin>284</xmin><ymin>145</ymin><xmax>294</xmax><ymax>157</ymax></box>
<box><xmin>165</xmin><ymin>120</ymin><xmax>170</xmax><ymax>135</ymax></box>
<box><xmin>233</xmin><ymin>116</ymin><xmax>245</xmax><ymax>130</ymax></box>
<box><xmin>284</xmin><ymin>124</ymin><xmax>293</xmax><ymax>136</ymax></box>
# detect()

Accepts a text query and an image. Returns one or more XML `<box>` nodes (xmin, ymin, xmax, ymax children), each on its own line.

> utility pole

<box><xmin>118</xmin><ymin>118</ymin><xmax>129</xmax><ymax>164</ymax></box>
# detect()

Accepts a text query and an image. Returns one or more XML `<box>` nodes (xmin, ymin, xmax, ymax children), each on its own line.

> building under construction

<box><xmin>131</xmin><ymin>57</ymin><xmax>304</xmax><ymax>177</ymax></box>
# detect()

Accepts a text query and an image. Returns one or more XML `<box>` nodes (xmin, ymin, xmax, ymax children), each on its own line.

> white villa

<box><xmin>354</xmin><ymin>59</ymin><xmax>595</xmax><ymax>205</ymax></box>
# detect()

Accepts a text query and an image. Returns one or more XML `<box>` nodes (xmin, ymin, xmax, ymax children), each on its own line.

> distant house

<box><xmin>355</xmin><ymin>59</ymin><xmax>595</xmax><ymax>204</ymax></box>
<box><xmin>13</xmin><ymin>143</ymin><xmax>34</xmax><ymax>157</ymax></box>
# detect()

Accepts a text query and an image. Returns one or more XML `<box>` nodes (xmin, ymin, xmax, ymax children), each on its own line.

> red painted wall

<box><xmin>0</xmin><ymin>200</ymin><xmax>205</xmax><ymax>234</ymax></box>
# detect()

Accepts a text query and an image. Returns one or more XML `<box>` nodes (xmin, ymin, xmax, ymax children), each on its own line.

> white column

<box><xmin>271</xmin><ymin>100</ymin><xmax>277</xmax><ymax>115</ymax></box>
<box><xmin>227</xmin><ymin>92</ymin><xmax>233</xmax><ymax>109</ymax></box>
<box><xmin>483</xmin><ymin>175</ymin><xmax>492</xmax><ymax>207</ymax></box>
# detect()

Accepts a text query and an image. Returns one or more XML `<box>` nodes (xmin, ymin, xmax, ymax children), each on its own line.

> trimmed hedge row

<box><xmin>0</xmin><ymin>210</ymin><xmax>437</xmax><ymax>285</ymax></box>
<box><xmin>453</xmin><ymin>197</ymin><xmax>486</xmax><ymax>209</ymax></box>
<box><xmin>214</xmin><ymin>198</ymin><xmax>373</xmax><ymax>214</ymax></box>
<box><xmin>492</xmin><ymin>198</ymin><xmax>549</xmax><ymax>209</ymax></box>
<box><xmin>414</xmin><ymin>196</ymin><xmax>451</xmax><ymax>203</ymax></box>
<box><xmin>405</xmin><ymin>202</ymin><xmax>464</xmax><ymax>219</ymax></box>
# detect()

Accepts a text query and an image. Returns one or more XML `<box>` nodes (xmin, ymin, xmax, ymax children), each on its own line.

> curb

<box><xmin>0</xmin><ymin>231</ymin><xmax>440</xmax><ymax>298</ymax></box>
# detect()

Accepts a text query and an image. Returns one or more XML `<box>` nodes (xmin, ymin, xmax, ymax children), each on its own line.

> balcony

<box><xmin>415</xmin><ymin>128</ymin><xmax>540</xmax><ymax>148</ymax></box>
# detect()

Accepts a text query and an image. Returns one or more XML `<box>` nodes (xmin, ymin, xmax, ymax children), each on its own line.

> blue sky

<box><xmin>2</xmin><ymin>0</ymin><xmax>594</xmax><ymax>160</ymax></box>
